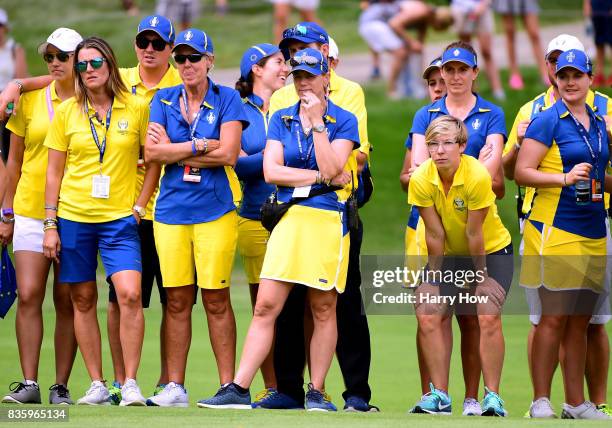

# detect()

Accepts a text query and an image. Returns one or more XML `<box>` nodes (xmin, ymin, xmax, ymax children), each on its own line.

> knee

<box><xmin>166</xmin><ymin>294</ymin><xmax>191</xmax><ymax>316</ymax></box>
<box><xmin>417</xmin><ymin>314</ymin><xmax>443</xmax><ymax>334</ymax></box>
<box><xmin>18</xmin><ymin>287</ymin><xmax>44</xmax><ymax>309</ymax></box>
<box><xmin>53</xmin><ymin>290</ymin><xmax>73</xmax><ymax>316</ymax></box>
<box><xmin>477</xmin><ymin>315</ymin><xmax>502</xmax><ymax>335</ymax></box>
<box><xmin>71</xmin><ymin>292</ymin><xmax>97</xmax><ymax>313</ymax></box>
<box><xmin>253</xmin><ymin>299</ymin><xmax>280</xmax><ymax>321</ymax></box>
<box><xmin>117</xmin><ymin>288</ymin><xmax>142</xmax><ymax>309</ymax></box>
<box><xmin>310</xmin><ymin>299</ymin><xmax>336</xmax><ymax>323</ymax></box>
<box><xmin>202</xmin><ymin>292</ymin><xmax>231</xmax><ymax>316</ymax></box>
<box><xmin>587</xmin><ymin>323</ymin><xmax>607</xmax><ymax>341</ymax></box>
<box><xmin>538</xmin><ymin>315</ymin><xmax>566</xmax><ymax>331</ymax></box>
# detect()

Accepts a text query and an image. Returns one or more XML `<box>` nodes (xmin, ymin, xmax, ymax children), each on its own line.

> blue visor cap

<box><xmin>240</xmin><ymin>43</ymin><xmax>280</xmax><ymax>80</ymax></box>
<box><xmin>137</xmin><ymin>15</ymin><xmax>175</xmax><ymax>43</ymax></box>
<box><xmin>441</xmin><ymin>47</ymin><xmax>477</xmax><ymax>68</ymax></box>
<box><xmin>423</xmin><ymin>57</ymin><xmax>442</xmax><ymax>79</ymax></box>
<box><xmin>289</xmin><ymin>48</ymin><xmax>328</xmax><ymax>76</ymax></box>
<box><xmin>556</xmin><ymin>49</ymin><xmax>592</xmax><ymax>75</ymax></box>
<box><xmin>280</xmin><ymin>22</ymin><xmax>329</xmax><ymax>59</ymax></box>
<box><xmin>172</xmin><ymin>28</ymin><xmax>214</xmax><ymax>55</ymax></box>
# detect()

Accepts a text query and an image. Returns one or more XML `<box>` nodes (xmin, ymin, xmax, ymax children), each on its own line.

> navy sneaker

<box><xmin>305</xmin><ymin>384</ymin><xmax>337</xmax><ymax>412</ymax></box>
<box><xmin>197</xmin><ymin>383</ymin><xmax>251</xmax><ymax>409</ymax></box>
<box><xmin>252</xmin><ymin>389</ymin><xmax>303</xmax><ymax>409</ymax></box>
<box><xmin>344</xmin><ymin>396</ymin><xmax>380</xmax><ymax>412</ymax></box>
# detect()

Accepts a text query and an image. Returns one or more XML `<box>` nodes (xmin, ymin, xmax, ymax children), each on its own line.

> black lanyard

<box><xmin>181</xmin><ymin>88</ymin><xmax>206</xmax><ymax>140</ymax></box>
<box><xmin>86</xmin><ymin>100</ymin><xmax>113</xmax><ymax>165</ymax></box>
<box><xmin>294</xmin><ymin>121</ymin><xmax>314</xmax><ymax>163</ymax></box>
<box><xmin>566</xmin><ymin>106</ymin><xmax>603</xmax><ymax>178</ymax></box>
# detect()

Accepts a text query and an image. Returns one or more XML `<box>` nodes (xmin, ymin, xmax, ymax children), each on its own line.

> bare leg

<box><xmin>202</xmin><ymin>288</ymin><xmax>237</xmax><ymax>385</ymax></box>
<box><xmin>457</xmin><ymin>315</ymin><xmax>481</xmax><ymax>398</ymax></box>
<box><xmin>70</xmin><ymin>281</ymin><xmax>103</xmax><ymax>381</ymax></box>
<box><xmin>585</xmin><ymin>323</ymin><xmax>609</xmax><ymax>405</ymax></box>
<box><xmin>165</xmin><ymin>286</ymin><xmax>195</xmax><ymax>384</ymax></box>
<box><xmin>478</xmin><ymin>314</ymin><xmax>504</xmax><ymax>393</ymax></box>
<box><xmin>273</xmin><ymin>3</ymin><xmax>291</xmax><ymax>45</ymax></box>
<box><xmin>157</xmin><ymin>304</ymin><xmax>169</xmax><ymax>385</ymax></box>
<box><xmin>388</xmin><ymin>46</ymin><xmax>409</xmax><ymax>95</ymax></box>
<box><xmin>533</xmin><ymin>314</ymin><xmax>566</xmax><ymax>399</ymax></box>
<box><xmin>416</xmin><ymin>314</ymin><xmax>450</xmax><ymax>391</ymax></box>
<box><xmin>561</xmin><ymin>316</ymin><xmax>591</xmax><ymax>406</ymax></box>
<box><xmin>307</xmin><ymin>288</ymin><xmax>337</xmax><ymax>391</ymax></box>
<box><xmin>526</xmin><ymin>324</ymin><xmax>537</xmax><ymax>386</ymax></box>
<box><xmin>501</xmin><ymin>15</ymin><xmax>520</xmax><ymax>77</ymax></box>
<box><xmin>107</xmin><ymin>301</ymin><xmax>125</xmax><ymax>384</ymax></box>
<box><xmin>249</xmin><ymin>284</ymin><xmax>277</xmax><ymax>389</ymax></box>
<box><xmin>477</xmin><ymin>32</ymin><xmax>504</xmax><ymax>95</ymax></box>
<box><xmin>52</xmin><ymin>269</ymin><xmax>77</xmax><ymax>386</ymax></box>
<box><xmin>523</xmin><ymin>13</ymin><xmax>548</xmax><ymax>83</ymax></box>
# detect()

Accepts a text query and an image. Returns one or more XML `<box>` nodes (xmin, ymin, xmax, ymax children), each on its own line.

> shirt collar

<box><xmin>164</xmin><ymin>77</ymin><xmax>217</xmax><ymax>112</ymax></box>
<box><xmin>48</xmin><ymin>81</ymin><xmax>60</xmax><ymax>102</ymax></box>
<box><xmin>426</xmin><ymin>155</ymin><xmax>466</xmax><ymax>189</ymax></box>
<box><xmin>126</xmin><ymin>64</ymin><xmax>179</xmax><ymax>90</ymax></box>
<box><xmin>555</xmin><ymin>98</ymin><xmax>601</xmax><ymax>122</ymax></box>
<box><xmin>244</xmin><ymin>92</ymin><xmax>264</xmax><ymax>109</ymax></box>
<box><xmin>429</xmin><ymin>94</ymin><xmax>490</xmax><ymax>118</ymax></box>
<box><xmin>329</xmin><ymin>69</ymin><xmax>339</xmax><ymax>93</ymax></box>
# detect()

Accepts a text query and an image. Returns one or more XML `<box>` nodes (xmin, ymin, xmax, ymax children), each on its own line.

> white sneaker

<box><xmin>76</xmin><ymin>381</ymin><xmax>110</xmax><ymax>406</ymax></box>
<box><xmin>562</xmin><ymin>401</ymin><xmax>611</xmax><ymax>419</ymax></box>
<box><xmin>462</xmin><ymin>398</ymin><xmax>482</xmax><ymax>416</ymax></box>
<box><xmin>120</xmin><ymin>379</ymin><xmax>146</xmax><ymax>406</ymax></box>
<box><xmin>529</xmin><ymin>397</ymin><xmax>556</xmax><ymax>418</ymax></box>
<box><xmin>146</xmin><ymin>382</ymin><xmax>189</xmax><ymax>407</ymax></box>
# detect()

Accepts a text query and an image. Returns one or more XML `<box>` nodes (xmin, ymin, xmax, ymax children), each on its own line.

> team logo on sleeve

<box><xmin>472</xmin><ymin>119</ymin><xmax>481</xmax><ymax>130</ymax></box>
<box><xmin>453</xmin><ymin>197</ymin><xmax>466</xmax><ymax>212</ymax></box>
<box><xmin>206</xmin><ymin>111</ymin><xmax>216</xmax><ymax>124</ymax></box>
<box><xmin>118</xmin><ymin>118</ymin><xmax>129</xmax><ymax>134</ymax></box>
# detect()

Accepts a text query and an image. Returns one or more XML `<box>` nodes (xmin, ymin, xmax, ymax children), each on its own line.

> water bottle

<box><xmin>575</xmin><ymin>179</ymin><xmax>591</xmax><ymax>205</ymax></box>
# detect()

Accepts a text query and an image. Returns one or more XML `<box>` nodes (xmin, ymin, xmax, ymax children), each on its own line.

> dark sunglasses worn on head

<box><xmin>44</xmin><ymin>51</ymin><xmax>72</xmax><ymax>63</ymax></box>
<box><xmin>135</xmin><ymin>35</ymin><xmax>167</xmax><ymax>51</ymax></box>
<box><xmin>282</xmin><ymin>25</ymin><xmax>308</xmax><ymax>39</ymax></box>
<box><xmin>290</xmin><ymin>55</ymin><xmax>321</xmax><ymax>67</ymax></box>
<box><xmin>173</xmin><ymin>53</ymin><xmax>204</xmax><ymax>64</ymax></box>
<box><xmin>75</xmin><ymin>57</ymin><xmax>106</xmax><ymax>72</ymax></box>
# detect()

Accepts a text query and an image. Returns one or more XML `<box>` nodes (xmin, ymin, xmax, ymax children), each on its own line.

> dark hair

<box><xmin>443</xmin><ymin>40</ymin><xmax>478</xmax><ymax>67</ymax></box>
<box><xmin>235</xmin><ymin>56</ymin><xmax>273</xmax><ymax>98</ymax></box>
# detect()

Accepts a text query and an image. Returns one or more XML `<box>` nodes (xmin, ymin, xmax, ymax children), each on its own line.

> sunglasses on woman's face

<box><xmin>43</xmin><ymin>52</ymin><xmax>72</xmax><ymax>63</ymax></box>
<box><xmin>173</xmin><ymin>53</ymin><xmax>204</xmax><ymax>64</ymax></box>
<box><xmin>289</xmin><ymin>55</ymin><xmax>321</xmax><ymax>67</ymax></box>
<box><xmin>135</xmin><ymin>35</ymin><xmax>167</xmax><ymax>51</ymax></box>
<box><xmin>75</xmin><ymin>57</ymin><xmax>106</xmax><ymax>73</ymax></box>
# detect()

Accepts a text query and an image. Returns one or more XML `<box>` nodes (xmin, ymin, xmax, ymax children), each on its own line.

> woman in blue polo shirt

<box><xmin>145</xmin><ymin>29</ymin><xmax>248</xmax><ymax>407</ymax></box>
<box><xmin>234</xmin><ymin>43</ymin><xmax>288</xmax><ymax>399</ymax></box>
<box><xmin>202</xmin><ymin>48</ymin><xmax>359</xmax><ymax>411</ymax></box>
<box><xmin>515</xmin><ymin>49</ymin><xmax>611</xmax><ymax>420</ymax></box>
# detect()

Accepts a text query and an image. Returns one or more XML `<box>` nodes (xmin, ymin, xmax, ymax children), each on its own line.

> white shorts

<box><xmin>525</xmin><ymin>217</ymin><xmax>612</xmax><ymax>325</ymax></box>
<box><xmin>269</xmin><ymin>0</ymin><xmax>319</xmax><ymax>10</ymax></box>
<box><xmin>359</xmin><ymin>21</ymin><xmax>404</xmax><ymax>53</ymax></box>
<box><xmin>13</xmin><ymin>214</ymin><xmax>44</xmax><ymax>253</ymax></box>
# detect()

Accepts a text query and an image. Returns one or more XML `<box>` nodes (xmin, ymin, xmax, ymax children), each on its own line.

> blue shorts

<box><xmin>58</xmin><ymin>216</ymin><xmax>142</xmax><ymax>284</ymax></box>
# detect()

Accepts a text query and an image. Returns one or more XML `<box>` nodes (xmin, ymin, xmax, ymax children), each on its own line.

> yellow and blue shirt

<box><xmin>267</xmin><ymin>99</ymin><xmax>359</xmax><ymax>212</ymax></box>
<box><xmin>524</xmin><ymin>99</ymin><xmax>609</xmax><ymax>239</ymax></box>
<box><xmin>6</xmin><ymin>81</ymin><xmax>63</xmax><ymax>219</ymax></box>
<box><xmin>235</xmin><ymin>93</ymin><xmax>275</xmax><ymax>221</ymax></box>
<box><xmin>149</xmin><ymin>79</ymin><xmax>249</xmax><ymax>225</ymax></box>
<box><xmin>43</xmin><ymin>94</ymin><xmax>149</xmax><ymax>223</ymax></box>
<box><xmin>408</xmin><ymin>155</ymin><xmax>511</xmax><ymax>255</ymax></box>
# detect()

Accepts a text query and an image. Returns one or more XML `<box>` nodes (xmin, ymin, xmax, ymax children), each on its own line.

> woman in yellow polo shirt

<box><xmin>408</xmin><ymin>115</ymin><xmax>513</xmax><ymax>417</ymax></box>
<box><xmin>42</xmin><ymin>37</ymin><xmax>158</xmax><ymax>406</ymax></box>
<box><xmin>0</xmin><ymin>28</ymin><xmax>82</xmax><ymax>406</ymax></box>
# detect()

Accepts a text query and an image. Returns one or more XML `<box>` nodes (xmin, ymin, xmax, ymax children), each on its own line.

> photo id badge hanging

<box><xmin>92</xmin><ymin>174</ymin><xmax>111</xmax><ymax>199</ymax></box>
<box><xmin>183</xmin><ymin>165</ymin><xmax>201</xmax><ymax>183</ymax></box>
<box><xmin>592</xmin><ymin>178</ymin><xmax>603</xmax><ymax>203</ymax></box>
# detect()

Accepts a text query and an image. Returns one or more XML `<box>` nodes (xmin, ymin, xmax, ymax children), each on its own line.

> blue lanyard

<box><xmin>86</xmin><ymin>100</ymin><xmax>113</xmax><ymax>165</ymax></box>
<box><xmin>566</xmin><ymin>106</ymin><xmax>603</xmax><ymax>177</ymax></box>
<box><xmin>294</xmin><ymin>121</ymin><xmax>314</xmax><ymax>163</ymax></box>
<box><xmin>181</xmin><ymin>88</ymin><xmax>206</xmax><ymax>140</ymax></box>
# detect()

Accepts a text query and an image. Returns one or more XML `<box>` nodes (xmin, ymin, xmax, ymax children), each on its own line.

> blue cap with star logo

<box><xmin>172</xmin><ymin>28</ymin><xmax>214</xmax><ymax>55</ymax></box>
<box><xmin>556</xmin><ymin>49</ymin><xmax>592</xmax><ymax>75</ymax></box>
<box><xmin>441</xmin><ymin>47</ymin><xmax>477</xmax><ymax>68</ymax></box>
<box><xmin>137</xmin><ymin>15</ymin><xmax>175</xmax><ymax>43</ymax></box>
<box><xmin>240</xmin><ymin>43</ymin><xmax>280</xmax><ymax>81</ymax></box>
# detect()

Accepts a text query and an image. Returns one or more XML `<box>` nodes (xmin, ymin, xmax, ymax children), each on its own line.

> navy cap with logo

<box><xmin>422</xmin><ymin>57</ymin><xmax>442</xmax><ymax>80</ymax></box>
<box><xmin>441</xmin><ymin>47</ymin><xmax>477</xmax><ymax>68</ymax></box>
<box><xmin>556</xmin><ymin>49</ymin><xmax>592</xmax><ymax>75</ymax></box>
<box><xmin>279</xmin><ymin>22</ymin><xmax>328</xmax><ymax>60</ymax></box>
<box><xmin>240</xmin><ymin>43</ymin><xmax>280</xmax><ymax>81</ymax></box>
<box><xmin>137</xmin><ymin>15</ymin><xmax>175</xmax><ymax>44</ymax></box>
<box><xmin>172</xmin><ymin>28</ymin><xmax>214</xmax><ymax>55</ymax></box>
<box><xmin>289</xmin><ymin>48</ymin><xmax>328</xmax><ymax>76</ymax></box>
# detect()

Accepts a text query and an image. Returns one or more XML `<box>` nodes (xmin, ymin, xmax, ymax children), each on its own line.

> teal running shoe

<box><xmin>108</xmin><ymin>381</ymin><xmax>122</xmax><ymax>406</ymax></box>
<box><xmin>481</xmin><ymin>387</ymin><xmax>507</xmax><ymax>417</ymax></box>
<box><xmin>408</xmin><ymin>383</ymin><xmax>452</xmax><ymax>415</ymax></box>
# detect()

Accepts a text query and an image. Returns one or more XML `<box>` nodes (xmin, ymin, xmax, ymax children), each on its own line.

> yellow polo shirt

<box><xmin>408</xmin><ymin>155</ymin><xmax>511</xmax><ymax>255</ymax></box>
<box><xmin>120</xmin><ymin>65</ymin><xmax>182</xmax><ymax>220</ymax></box>
<box><xmin>44</xmin><ymin>94</ymin><xmax>149</xmax><ymax>223</ymax></box>
<box><xmin>6</xmin><ymin>81</ymin><xmax>64</xmax><ymax>219</ymax></box>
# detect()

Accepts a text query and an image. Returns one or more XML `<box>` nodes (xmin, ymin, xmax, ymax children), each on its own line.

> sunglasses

<box><xmin>282</xmin><ymin>25</ymin><xmax>308</xmax><ymax>39</ymax></box>
<box><xmin>135</xmin><ymin>36</ymin><xmax>167</xmax><ymax>51</ymax></box>
<box><xmin>75</xmin><ymin>57</ymin><xmax>106</xmax><ymax>72</ymax></box>
<box><xmin>43</xmin><ymin>52</ymin><xmax>72</xmax><ymax>63</ymax></box>
<box><xmin>289</xmin><ymin>55</ymin><xmax>321</xmax><ymax>67</ymax></box>
<box><xmin>173</xmin><ymin>53</ymin><xmax>204</xmax><ymax>64</ymax></box>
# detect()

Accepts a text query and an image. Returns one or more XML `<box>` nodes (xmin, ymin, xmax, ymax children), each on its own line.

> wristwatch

<box><xmin>133</xmin><ymin>205</ymin><xmax>146</xmax><ymax>218</ymax></box>
<box><xmin>1</xmin><ymin>216</ymin><xmax>15</xmax><ymax>224</ymax></box>
<box><xmin>312</xmin><ymin>123</ymin><xmax>326</xmax><ymax>133</ymax></box>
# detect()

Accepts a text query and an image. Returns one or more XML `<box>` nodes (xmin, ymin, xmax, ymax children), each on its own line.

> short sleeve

<box><xmin>149</xmin><ymin>91</ymin><xmax>168</xmax><ymax>127</ymax></box>
<box><xmin>405</xmin><ymin>134</ymin><xmax>413</xmax><ymax>149</ymax></box>
<box><xmin>525</xmin><ymin>113</ymin><xmax>555</xmax><ymax>148</ymax></box>
<box><xmin>267</xmin><ymin>111</ymin><xmax>284</xmax><ymax>142</ymax></box>
<box><xmin>504</xmin><ymin>105</ymin><xmax>530</xmax><ymax>155</ymax></box>
<box><xmin>220</xmin><ymin>89</ymin><xmax>249</xmax><ymax>130</ymax></box>
<box><xmin>408</xmin><ymin>167</ymin><xmax>434</xmax><ymax>208</ymax></box>
<box><xmin>410</xmin><ymin>106</ymin><xmax>430</xmax><ymax>137</ymax></box>
<box><xmin>486</xmin><ymin>106</ymin><xmax>507</xmax><ymax>141</ymax></box>
<box><xmin>334</xmin><ymin>110</ymin><xmax>360</xmax><ymax>150</ymax></box>
<box><xmin>43</xmin><ymin>103</ymin><xmax>68</xmax><ymax>152</ymax></box>
<box><xmin>466</xmin><ymin>165</ymin><xmax>495</xmax><ymax>211</ymax></box>
<box><xmin>5</xmin><ymin>94</ymin><xmax>27</xmax><ymax>137</ymax></box>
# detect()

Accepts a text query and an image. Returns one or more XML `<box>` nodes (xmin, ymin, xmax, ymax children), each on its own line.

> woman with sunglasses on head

<box><xmin>205</xmin><ymin>48</ymin><xmax>359</xmax><ymax>411</ymax></box>
<box><xmin>408</xmin><ymin>115</ymin><xmax>513</xmax><ymax>417</ymax></box>
<box><xmin>42</xmin><ymin>36</ymin><xmax>158</xmax><ymax>406</ymax></box>
<box><xmin>234</xmin><ymin>43</ymin><xmax>289</xmax><ymax>403</ymax></box>
<box><xmin>145</xmin><ymin>29</ymin><xmax>248</xmax><ymax>408</ymax></box>
<box><xmin>515</xmin><ymin>49</ymin><xmax>611</xmax><ymax>420</ymax></box>
<box><xmin>0</xmin><ymin>28</ymin><xmax>81</xmax><ymax>406</ymax></box>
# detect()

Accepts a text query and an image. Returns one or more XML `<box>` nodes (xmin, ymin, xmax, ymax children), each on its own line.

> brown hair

<box><xmin>425</xmin><ymin>115</ymin><xmax>468</xmax><ymax>147</ymax></box>
<box><xmin>443</xmin><ymin>40</ymin><xmax>478</xmax><ymax>68</ymax></box>
<box><xmin>235</xmin><ymin>55</ymin><xmax>275</xmax><ymax>98</ymax></box>
<box><xmin>73</xmin><ymin>37</ymin><xmax>127</xmax><ymax>111</ymax></box>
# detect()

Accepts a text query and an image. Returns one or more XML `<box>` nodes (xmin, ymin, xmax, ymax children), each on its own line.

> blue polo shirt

<box><xmin>525</xmin><ymin>100</ymin><xmax>609</xmax><ymax>239</ymax></box>
<box><xmin>150</xmin><ymin>79</ymin><xmax>249</xmax><ymax>224</ymax></box>
<box><xmin>409</xmin><ymin>94</ymin><xmax>507</xmax><ymax>157</ymax></box>
<box><xmin>235</xmin><ymin>93</ymin><xmax>275</xmax><ymax>220</ymax></box>
<box><xmin>267</xmin><ymin>99</ymin><xmax>360</xmax><ymax>211</ymax></box>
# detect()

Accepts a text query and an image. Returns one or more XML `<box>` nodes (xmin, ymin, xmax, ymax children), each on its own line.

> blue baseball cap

<box><xmin>172</xmin><ymin>29</ymin><xmax>214</xmax><ymax>55</ymax></box>
<box><xmin>422</xmin><ymin>57</ymin><xmax>442</xmax><ymax>79</ymax></box>
<box><xmin>279</xmin><ymin>22</ymin><xmax>329</xmax><ymax>59</ymax></box>
<box><xmin>289</xmin><ymin>48</ymin><xmax>328</xmax><ymax>76</ymax></box>
<box><xmin>240</xmin><ymin>43</ymin><xmax>280</xmax><ymax>81</ymax></box>
<box><xmin>441</xmin><ymin>47</ymin><xmax>477</xmax><ymax>68</ymax></box>
<box><xmin>556</xmin><ymin>49</ymin><xmax>592</xmax><ymax>75</ymax></box>
<box><xmin>137</xmin><ymin>15</ymin><xmax>175</xmax><ymax>44</ymax></box>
